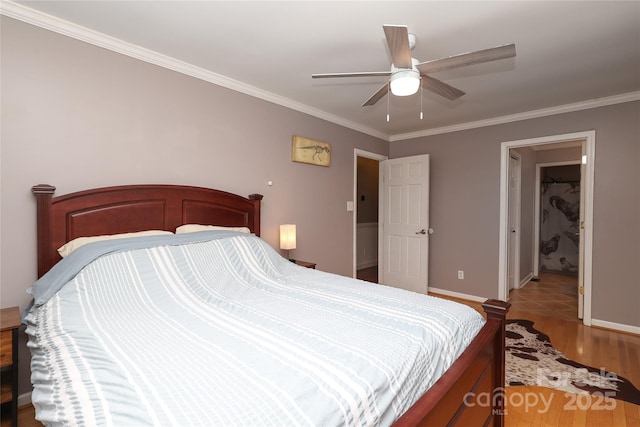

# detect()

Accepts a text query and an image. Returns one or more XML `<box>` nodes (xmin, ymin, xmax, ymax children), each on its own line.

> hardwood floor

<box><xmin>432</xmin><ymin>273</ymin><xmax>640</xmax><ymax>427</ymax></box>
<box><xmin>357</xmin><ymin>265</ymin><xmax>378</xmax><ymax>283</ymax></box>
<box><xmin>509</xmin><ymin>272</ymin><xmax>579</xmax><ymax>322</ymax></box>
<box><xmin>0</xmin><ymin>403</ymin><xmax>36</xmax><ymax>427</ymax></box>
<box><xmin>11</xmin><ymin>271</ymin><xmax>640</xmax><ymax>427</ymax></box>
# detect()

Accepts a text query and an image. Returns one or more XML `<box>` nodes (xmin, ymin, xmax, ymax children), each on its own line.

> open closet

<box><xmin>539</xmin><ymin>165</ymin><xmax>581</xmax><ymax>276</ymax></box>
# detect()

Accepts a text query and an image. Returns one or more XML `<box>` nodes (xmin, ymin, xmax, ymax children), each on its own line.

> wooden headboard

<box><xmin>32</xmin><ymin>184</ymin><xmax>263</xmax><ymax>278</ymax></box>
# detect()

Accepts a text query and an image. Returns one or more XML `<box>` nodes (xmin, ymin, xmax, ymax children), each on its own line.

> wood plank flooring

<box><xmin>10</xmin><ymin>272</ymin><xmax>640</xmax><ymax>426</ymax></box>
<box><xmin>508</xmin><ymin>272</ymin><xmax>579</xmax><ymax>321</ymax></box>
<box><xmin>1</xmin><ymin>403</ymin><xmax>36</xmax><ymax>427</ymax></box>
<box><xmin>431</xmin><ymin>273</ymin><xmax>640</xmax><ymax>427</ymax></box>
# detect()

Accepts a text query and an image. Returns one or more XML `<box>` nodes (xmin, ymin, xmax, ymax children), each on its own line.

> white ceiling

<box><xmin>5</xmin><ymin>1</ymin><xmax>640</xmax><ymax>141</ymax></box>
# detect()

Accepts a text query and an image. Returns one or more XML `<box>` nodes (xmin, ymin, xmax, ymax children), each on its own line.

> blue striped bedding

<box><xmin>25</xmin><ymin>232</ymin><xmax>485</xmax><ymax>426</ymax></box>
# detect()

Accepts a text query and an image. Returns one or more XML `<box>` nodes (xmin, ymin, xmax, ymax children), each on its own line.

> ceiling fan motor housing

<box><xmin>390</xmin><ymin>58</ymin><xmax>421</xmax><ymax>96</ymax></box>
<box><xmin>408</xmin><ymin>33</ymin><xmax>417</xmax><ymax>50</ymax></box>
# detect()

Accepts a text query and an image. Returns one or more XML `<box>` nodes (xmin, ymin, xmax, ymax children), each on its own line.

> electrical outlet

<box><xmin>458</xmin><ymin>270</ymin><xmax>464</xmax><ymax>280</ymax></box>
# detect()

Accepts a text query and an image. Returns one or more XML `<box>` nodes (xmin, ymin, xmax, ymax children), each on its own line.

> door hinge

<box><xmin>579</xmin><ymin>286</ymin><xmax>584</xmax><ymax>295</ymax></box>
<box><xmin>580</xmin><ymin>221</ymin><xmax>585</xmax><ymax>229</ymax></box>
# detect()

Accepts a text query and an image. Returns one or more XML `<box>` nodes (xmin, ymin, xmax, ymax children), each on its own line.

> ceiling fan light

<box><xmin>390</xmin><ymin>69</ymin><xmax>420</xmax><ymax>96</ymax></box>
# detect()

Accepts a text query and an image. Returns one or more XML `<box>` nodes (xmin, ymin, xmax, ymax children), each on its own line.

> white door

<box><xmin>507</xmin><ymin>154</ymin><xmax>521</xmax><ymax>291</ymax></box>
<box><xmin>578</xmin><ymin>145</ymin><xmax>586</xmax><ymax>319</ymax></box>
<box><xmin>379</xmin><ymin>155</ymin><xmax>430</xmax><ymax>294</ymax></box>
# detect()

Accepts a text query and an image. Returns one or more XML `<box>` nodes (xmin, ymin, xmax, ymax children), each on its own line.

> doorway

<box><xmin>353</xmin><ymin>149</ymin><xmax>387</xmax><ymax>280</ymax></box>
<box><xmin>499</xmin><ymin>131</ymin><xmax>595</xmax><ymax>326</ymax></box>
<box><xmin>535</xmin><ymin>162</ymin><xmax>581</xmax><ymax>277</ymax></box>
<box><xmin>535</xmin><ymin>161</ymin><xmax>583</xmax><ymax>319</ymax></box>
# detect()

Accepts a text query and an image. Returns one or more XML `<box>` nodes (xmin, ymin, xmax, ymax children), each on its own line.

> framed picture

<box><xmin>291</xmin><ymin>136</ymin><xmax>331</xmax><ymax>167</ymax></box>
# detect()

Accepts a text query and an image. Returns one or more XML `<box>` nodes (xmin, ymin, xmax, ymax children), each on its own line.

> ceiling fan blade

<box><xmin>416</xmin><ymin>44</ymin><xmax>516</xmax><ymax>74</ymax></box>
<box><xmin>421</xmin><ymin>75</ymin><xmax>465</xmax><ymax>100</ymax></box>
<box><xmin>312</xmin><ymin>71</ymin><xmax>391</xmax><ymax>79</ymax></box>
<box><xmin>383</xmin><ymin>25</ymin><xmax>412</xmax><ymax>69</ymax></box>
<box><xmin>362</xmin><ymin>82</ymin><xmax>390</xmax><ymax>106</ymax></box>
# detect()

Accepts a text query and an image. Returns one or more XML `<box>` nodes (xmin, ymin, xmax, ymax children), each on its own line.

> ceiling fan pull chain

<box><xmin>420</xmin><ymin>85</ymin><xmax>424</xmax><ymax>120</ymax></box>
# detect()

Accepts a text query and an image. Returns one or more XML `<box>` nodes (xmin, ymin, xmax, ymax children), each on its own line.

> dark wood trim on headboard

<box><xmin>32</xmin><ymin>184</ymin><xmax>263</xmax><ymax>278</ymax></box>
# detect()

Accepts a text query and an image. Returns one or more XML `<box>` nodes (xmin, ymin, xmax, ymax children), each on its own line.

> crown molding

<box><xmin>0</xmin><ymin>1</ymin><xmax>390</xmax><ymax>141</ymax></box>
<box><xmin>3</xmin><ymin>1</ymin><xmax>638</xmax><ymax>144</ymax></box>
<box><xmin>390</xmin><ymin>91</ymin><xmax>640</xmax><ymax>142</ymax></box>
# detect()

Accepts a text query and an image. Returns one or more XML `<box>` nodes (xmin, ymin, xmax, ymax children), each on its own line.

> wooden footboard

<box><xmin>394</xmin><ymin>299</ymin><xmax>511</xmax><ymax>427</ymax></box>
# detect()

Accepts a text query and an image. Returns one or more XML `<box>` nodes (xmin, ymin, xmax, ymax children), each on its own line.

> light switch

<box><xmin>346</xmin><ymin>201</ymin><xmax>354</xmax><ymax>211</ymax></box>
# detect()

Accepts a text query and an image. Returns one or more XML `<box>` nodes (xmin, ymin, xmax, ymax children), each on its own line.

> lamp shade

<box><xmin>279</xmin><ymin>224</ymin><xmax>296</xmax><ymax>250</ymax></box>
<box><xmin>390</xmin><ymin>69</ymin><xmax>420</xmax><ymax>96</ymax></box>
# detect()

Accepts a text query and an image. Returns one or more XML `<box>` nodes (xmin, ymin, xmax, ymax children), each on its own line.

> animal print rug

<box><xmin>505</xmin><ymin>319</ymin><xmax>640</xmax><ymax>405</ymax></box>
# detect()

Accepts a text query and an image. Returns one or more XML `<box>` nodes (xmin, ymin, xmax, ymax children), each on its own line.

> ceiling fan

<box><xmin>312</xmin><ymin>25</ymin><xmax>516</xmax><ymax>107</ymax></box>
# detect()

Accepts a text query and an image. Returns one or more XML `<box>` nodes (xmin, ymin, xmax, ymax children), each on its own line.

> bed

<box><xmin>26</xmin><ymin>183</ymin><xmax>510</xmax><ymax>426</ymax></box>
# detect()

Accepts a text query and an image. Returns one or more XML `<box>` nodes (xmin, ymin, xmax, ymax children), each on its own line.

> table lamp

<box><xmin>279</xmin><ymin>224</ymin><xmax>296</xmax><ymax>261</ymax></box>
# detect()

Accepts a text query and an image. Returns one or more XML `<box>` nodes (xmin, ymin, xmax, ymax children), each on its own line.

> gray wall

<box><xmin>537</xmin><ymin>147</ymin><xmax>582</xmax><ymax>164</ymax></box>
<box><xmin>390</xmin><ymin>101</ymin><xmax>640</xmax><ymax>329</ymax></box>
<box><xmin>0</xmin><ymin>17</ymin><xmax>388</xmax><ymax>394</ymax></box>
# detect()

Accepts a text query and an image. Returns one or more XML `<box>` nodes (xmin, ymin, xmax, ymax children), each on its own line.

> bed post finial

<box><xmin>32</xmin><ymin>184</ymin><xmax>56</xmax><ymax>278</ymax></box>
<box><xmin>32</xmin><ymin>184</ymin><xmax>56</xmax><ymax>195</ymax></box>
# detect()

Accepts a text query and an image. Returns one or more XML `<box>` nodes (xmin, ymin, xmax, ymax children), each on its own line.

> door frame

<box><xmin>498</xmin><ymin>131</ymin><xmax>595</xmax><ymax>326</ymax></box>
<box><xmin>507</xmin><ymin>151</ymin><xmax>522</xmax><ymax>290</ymax></box>
<box><xmin>352</xmin><ymin>149</ymin><xmax>388</xmax><ymax>278</ymax></box>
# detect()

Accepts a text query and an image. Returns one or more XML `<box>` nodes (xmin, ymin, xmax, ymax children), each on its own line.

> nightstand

<box><xmin>1</xmin><ymin>307</ymin><xmax>20</xmax><ymax>427</ymax></box>
<box><xmin>293</xmin><ymin>260</ymin><xmax>316</xmax><ymax>269</ymax></box>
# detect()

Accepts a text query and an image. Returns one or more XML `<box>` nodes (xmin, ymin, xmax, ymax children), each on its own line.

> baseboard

<box><xmin>18</xmin><ymin>391</ymin><xmax>32</xmax><ymax>407</ymax></box>
<box><xmin>428</xmin><ymin>287</ymin><xmax>487</xmax><ymax>303</ymax></box>
<box><xmin>591</xmin><ymin>319</ymin><xmax>640</xmax><ymax>336</ymax></box>
<box><xmin>356</xmin><ymin>260</ymin><xmax>377</xmax><ymax>270</ymax></box>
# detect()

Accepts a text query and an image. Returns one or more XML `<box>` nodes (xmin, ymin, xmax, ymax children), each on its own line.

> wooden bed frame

<box><xmin>32</xmin><ymin>183</ymin><xmax>510</xmax><ymax>426</ymax></box>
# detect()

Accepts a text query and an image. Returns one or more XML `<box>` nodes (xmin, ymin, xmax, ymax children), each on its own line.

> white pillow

<box><xmin>57</xmin><ymin>230</ymin><xmax>173</xmax><ymax>258</ymax></box>
<box><xmin>175</xmin><ymin>224</ymin><xmax>251</xmax><ymax>234</ymax></box>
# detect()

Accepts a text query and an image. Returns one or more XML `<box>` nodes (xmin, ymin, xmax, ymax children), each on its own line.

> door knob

<box><xmin>416</xmin><ymin>229</ymin><xmax>427</xmax><ymax>235</ymax></box>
